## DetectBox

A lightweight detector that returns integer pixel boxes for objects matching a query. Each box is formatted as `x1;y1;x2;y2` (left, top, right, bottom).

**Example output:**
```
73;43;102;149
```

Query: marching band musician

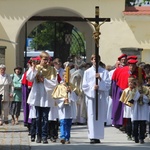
70;55;87;125
26;51;57;144
52;66;80;144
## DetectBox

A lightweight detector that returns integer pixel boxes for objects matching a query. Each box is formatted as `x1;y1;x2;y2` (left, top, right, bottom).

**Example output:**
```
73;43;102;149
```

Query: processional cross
87;6;111;120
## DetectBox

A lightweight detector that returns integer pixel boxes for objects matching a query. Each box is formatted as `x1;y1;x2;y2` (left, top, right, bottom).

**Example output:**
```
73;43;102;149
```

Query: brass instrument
64;66;70;104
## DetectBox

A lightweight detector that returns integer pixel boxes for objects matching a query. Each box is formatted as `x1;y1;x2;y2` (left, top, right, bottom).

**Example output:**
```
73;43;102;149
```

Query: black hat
14;66;22;72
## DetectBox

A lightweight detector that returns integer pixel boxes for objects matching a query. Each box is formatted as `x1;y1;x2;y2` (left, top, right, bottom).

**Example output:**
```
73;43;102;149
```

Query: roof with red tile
123;6;150;15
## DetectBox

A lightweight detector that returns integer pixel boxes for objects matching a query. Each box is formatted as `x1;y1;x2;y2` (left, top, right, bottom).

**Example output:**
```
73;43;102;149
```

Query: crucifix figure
87;6;111;120
91;19;107;47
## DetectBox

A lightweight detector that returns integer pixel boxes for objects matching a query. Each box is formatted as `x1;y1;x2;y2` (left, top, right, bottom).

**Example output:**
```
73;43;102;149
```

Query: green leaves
28;22;85;56
125;0;150;6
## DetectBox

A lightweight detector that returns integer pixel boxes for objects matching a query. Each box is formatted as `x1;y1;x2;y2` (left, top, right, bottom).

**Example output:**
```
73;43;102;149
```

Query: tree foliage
28;21;85;56
29;22;59;50
126;0;150;6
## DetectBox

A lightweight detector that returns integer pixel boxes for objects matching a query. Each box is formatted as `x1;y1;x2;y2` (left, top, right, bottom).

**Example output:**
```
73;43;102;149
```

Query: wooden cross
88;6;111;120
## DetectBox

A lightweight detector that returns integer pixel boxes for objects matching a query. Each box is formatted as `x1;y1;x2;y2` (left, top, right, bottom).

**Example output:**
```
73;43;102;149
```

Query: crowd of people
0;51;150;145
110;54;150;144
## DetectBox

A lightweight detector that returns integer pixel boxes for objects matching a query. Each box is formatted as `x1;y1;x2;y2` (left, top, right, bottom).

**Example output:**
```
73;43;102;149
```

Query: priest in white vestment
82;54;111;144
72;56;86;125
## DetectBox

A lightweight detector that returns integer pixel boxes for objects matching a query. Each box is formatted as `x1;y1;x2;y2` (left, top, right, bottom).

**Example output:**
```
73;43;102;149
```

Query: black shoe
31;137;35;142
77;122;85;125
47;135;50;139
4;121;9;124
28;133;31;136
54;136;58;139
127;136;132;140
90;139;95;144
95;139;101;143
36;136;41;143
119;126;125;132
90;139;100;144
131;137;135;141
50;137;56;142
139;139;144;144
31;135;35;142
43;138;48;144
135;138;139;143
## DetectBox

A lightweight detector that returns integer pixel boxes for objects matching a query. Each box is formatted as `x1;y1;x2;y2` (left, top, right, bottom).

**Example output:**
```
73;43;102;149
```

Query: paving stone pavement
0;111;30;150
0;111;150;150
